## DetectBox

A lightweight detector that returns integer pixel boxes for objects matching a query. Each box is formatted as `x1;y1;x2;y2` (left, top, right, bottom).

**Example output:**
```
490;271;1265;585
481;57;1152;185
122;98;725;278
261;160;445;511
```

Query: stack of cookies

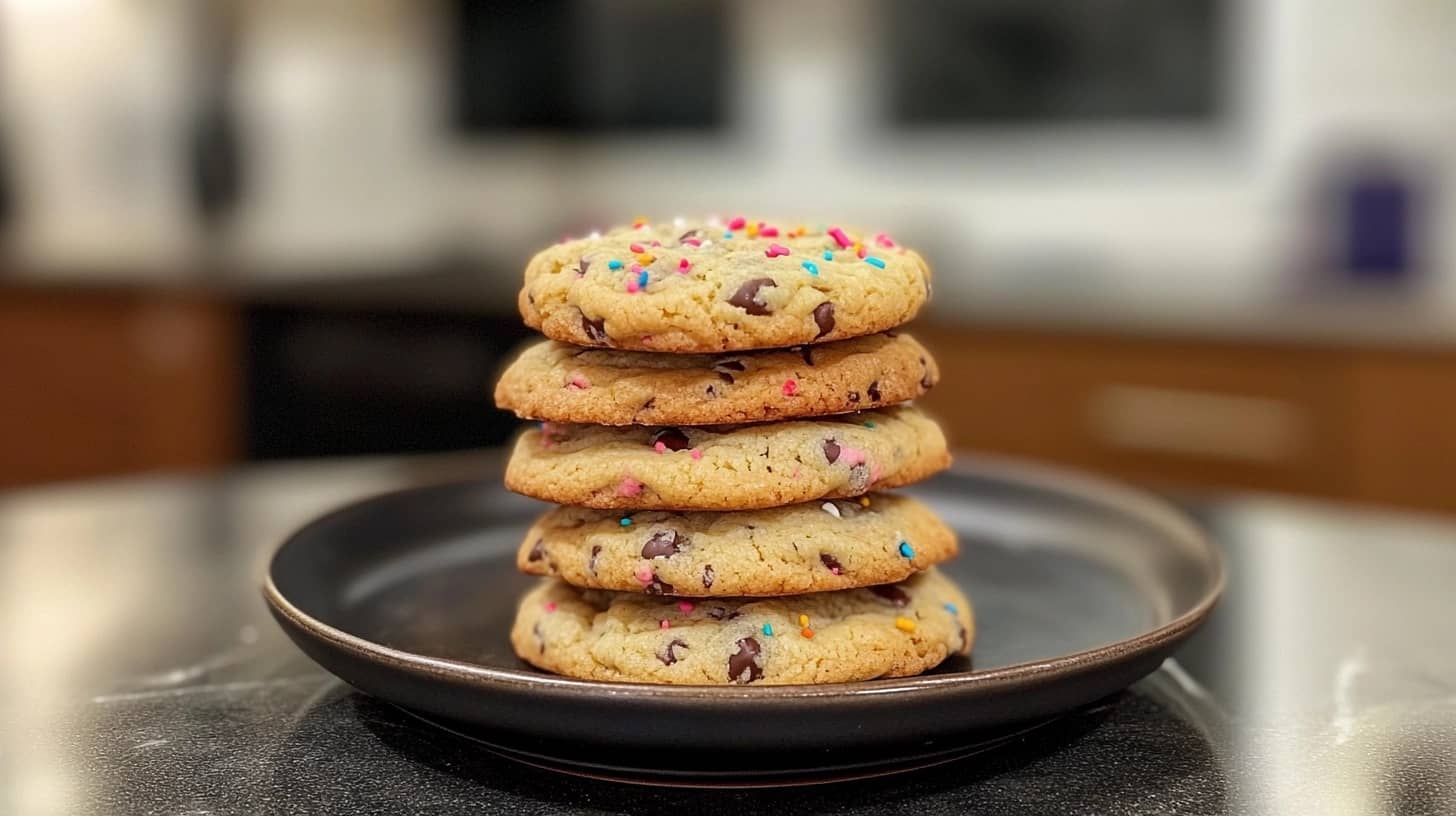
496;217;973;685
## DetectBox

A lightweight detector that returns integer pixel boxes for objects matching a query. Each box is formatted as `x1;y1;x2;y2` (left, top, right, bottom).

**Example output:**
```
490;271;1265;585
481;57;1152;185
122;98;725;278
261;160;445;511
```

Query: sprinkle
567;374;590;390
607;259;623;270
678;601;695;614
766;243;790;258
746;222;759;238
673;216;686;228
802;261;819;276
637;269;650;289
823;251;833;260
760;225;780;237
637;253;656;265
700;240;714;248
650;240;661;247
801;628;815;639
859;497;871;507
863;421;876;428
632;216;649;228
678;258;692;273
723;231;734;239
620;517;633;527
634;563;653;582
763;623;774;636
625;278;640;293
853;242;864;258
895;616;916;633
690;448;703;460
653;441;667;453
782;379;798;396
827;226;853;248
629;242;645;253
588;230;602;239
660;619;671;630
875;232;896;248
822;502;841;518
865;256;886;269
728;216;747;230
617;477;644;497
799;614;810;628
545;601;557;613
898;541;915;558
943;603;959;614
682;238;703;247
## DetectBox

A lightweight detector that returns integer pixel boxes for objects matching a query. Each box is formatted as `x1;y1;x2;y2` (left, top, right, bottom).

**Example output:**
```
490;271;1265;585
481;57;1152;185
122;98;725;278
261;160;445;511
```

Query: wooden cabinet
0;287;240;488
1348;351;1456;513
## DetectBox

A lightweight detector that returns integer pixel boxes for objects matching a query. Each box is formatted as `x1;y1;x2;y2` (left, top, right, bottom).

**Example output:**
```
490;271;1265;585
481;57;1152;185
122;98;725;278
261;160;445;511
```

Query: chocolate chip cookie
517;493;956;596
519;218;932;352
504;406;950;511
511;567;973;684
494;332;938;426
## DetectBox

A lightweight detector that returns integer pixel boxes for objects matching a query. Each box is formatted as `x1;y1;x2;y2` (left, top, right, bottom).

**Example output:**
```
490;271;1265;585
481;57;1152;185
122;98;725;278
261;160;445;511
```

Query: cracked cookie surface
517;493;956;596
511;567;973;684
519;218;932;352
504;406;950;511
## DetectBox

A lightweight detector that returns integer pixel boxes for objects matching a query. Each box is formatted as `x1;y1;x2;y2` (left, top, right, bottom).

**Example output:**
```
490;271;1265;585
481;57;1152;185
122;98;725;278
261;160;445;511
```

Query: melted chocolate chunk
812;302;836;339
728;637;764;683
578;257;591;276
823;438;841;464
677;229;703;243
702;564;715;588
868;584;911;606
527;538;545;562
641;530;682;559
799;345;815;366
645;578;675;595
588;544;601;575
714;360;745;385
651;428;691;451
706;605;729;620
581;314;607;344
868;380;882;402
728;278;777;315
658;638;689;666
820;553;844;573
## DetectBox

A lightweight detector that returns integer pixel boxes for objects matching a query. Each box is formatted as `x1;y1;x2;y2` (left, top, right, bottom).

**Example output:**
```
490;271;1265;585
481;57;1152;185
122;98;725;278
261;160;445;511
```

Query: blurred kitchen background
2;0;1455;513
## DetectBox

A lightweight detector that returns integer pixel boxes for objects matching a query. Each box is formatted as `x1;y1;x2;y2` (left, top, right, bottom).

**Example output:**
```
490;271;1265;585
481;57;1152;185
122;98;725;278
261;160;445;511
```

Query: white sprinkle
673;216;686;228
701;240;714;248
589;230;601;239
822;502;841;518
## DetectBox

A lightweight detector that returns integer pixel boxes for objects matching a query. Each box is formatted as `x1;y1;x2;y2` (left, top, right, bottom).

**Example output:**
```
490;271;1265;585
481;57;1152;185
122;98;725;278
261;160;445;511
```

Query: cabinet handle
1088;385;1306;464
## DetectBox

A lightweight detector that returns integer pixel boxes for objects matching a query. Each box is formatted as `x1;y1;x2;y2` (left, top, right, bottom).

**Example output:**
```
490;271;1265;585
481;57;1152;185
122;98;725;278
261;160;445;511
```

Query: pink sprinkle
567;374;591;390
660;619;671;630
630;263;643;274
654;441;668;454
829;566;841;575
629;242;645;253
840;446;868;467
625;279;640;293
634;564;654;584
678;258;692;273
875;232;896;248
759;225;780;237
782;379;798;396
681;238;702;247
827;226;853;249
690;448;703;460
641;335;654;345
651;240;662;247
545;601;558;613
856;245;867;259
617;477;644;497
677;601;695;614
728;216;747;230
766;243;790;258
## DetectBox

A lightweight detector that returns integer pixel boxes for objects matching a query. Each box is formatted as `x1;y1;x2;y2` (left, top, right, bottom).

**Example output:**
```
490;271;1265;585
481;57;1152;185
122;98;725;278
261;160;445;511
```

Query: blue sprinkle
822;251;833;261
723;231;734;239
619;517;632;527
863;421;876;429
762;623;774;636
637;269;649;288
607;259;623;270
802;261;819;276
943;603;958;614
865;256;886;269
898;541;915;558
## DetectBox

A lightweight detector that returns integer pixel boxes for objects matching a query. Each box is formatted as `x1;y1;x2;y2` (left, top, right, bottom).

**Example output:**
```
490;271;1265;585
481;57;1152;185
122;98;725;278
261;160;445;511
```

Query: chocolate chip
868;584;911;606
705;384;719;399
651;428;691;451
588;545;601;575
581;314;607;344
868;380;882;402
823;438;841;464
702;564;715;588
527;293;535;306
920;357;933;389
641;397;656;410
799;345;815;366
578;257;591;276
885;329;899;338
848;391;861;403
812;302;836;338
641;530;682;558
527;538;545;562
728;278;777;315
728;637;764;683
714;360;745;385
820;553;844;573
532;621;545;654
658;638;689;666
716;371;734;384
678;229;702;243
645;578;675;595
706;605;729;620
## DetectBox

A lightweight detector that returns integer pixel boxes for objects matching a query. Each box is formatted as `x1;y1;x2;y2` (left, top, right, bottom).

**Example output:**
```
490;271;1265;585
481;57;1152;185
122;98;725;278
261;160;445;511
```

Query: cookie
520;218;932;352
518;493;956;596
511;568;973;685
504;406;950;511
494;332;939;427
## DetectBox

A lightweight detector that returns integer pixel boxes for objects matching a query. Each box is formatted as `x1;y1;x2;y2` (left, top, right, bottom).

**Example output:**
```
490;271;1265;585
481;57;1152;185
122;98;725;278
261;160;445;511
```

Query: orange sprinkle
798;613;809;627
632;216;649;228
894;616;916;633
859;497;871;507
800;628;815;639
746;222;760;238
637;253;656;265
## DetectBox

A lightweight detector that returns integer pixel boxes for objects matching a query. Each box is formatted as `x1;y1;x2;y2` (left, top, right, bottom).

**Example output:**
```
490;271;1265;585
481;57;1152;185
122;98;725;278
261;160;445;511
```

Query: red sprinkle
660;619;671;630
782;379;798;396
545;601;558;613
827;226;853;248
856;245;867;259
681;238;702;247
760;225;780;237
678;258;692;273
766;243;790;258
875;232;896;248
629;242;645;253
728;216;747;230
677;601;695;614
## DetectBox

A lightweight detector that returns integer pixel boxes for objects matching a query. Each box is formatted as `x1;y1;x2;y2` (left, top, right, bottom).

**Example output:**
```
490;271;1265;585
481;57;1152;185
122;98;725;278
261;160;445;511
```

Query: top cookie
519;218;933;352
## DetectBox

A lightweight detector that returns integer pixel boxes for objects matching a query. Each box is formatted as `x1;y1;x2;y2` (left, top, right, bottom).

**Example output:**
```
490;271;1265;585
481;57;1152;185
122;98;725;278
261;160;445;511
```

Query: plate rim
263;452;1226;701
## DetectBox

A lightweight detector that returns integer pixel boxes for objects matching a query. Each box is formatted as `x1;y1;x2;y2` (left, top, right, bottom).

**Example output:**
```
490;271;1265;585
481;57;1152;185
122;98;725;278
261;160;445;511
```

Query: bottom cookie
511;568;973;685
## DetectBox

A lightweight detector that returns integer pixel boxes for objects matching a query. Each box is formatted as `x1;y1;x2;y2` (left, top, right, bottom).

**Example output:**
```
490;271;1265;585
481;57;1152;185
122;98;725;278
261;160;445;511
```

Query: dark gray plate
265;456;1223;782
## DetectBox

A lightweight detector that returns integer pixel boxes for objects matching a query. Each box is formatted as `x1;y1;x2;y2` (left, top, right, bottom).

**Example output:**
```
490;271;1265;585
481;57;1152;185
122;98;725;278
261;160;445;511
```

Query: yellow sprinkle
746;222;760;238
859;497;871;507
637;253;656;265
800;627;815;639
895;616;916;633
798;613;809;628
853;242;862;255
793;224;806;236
632;216;648;227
